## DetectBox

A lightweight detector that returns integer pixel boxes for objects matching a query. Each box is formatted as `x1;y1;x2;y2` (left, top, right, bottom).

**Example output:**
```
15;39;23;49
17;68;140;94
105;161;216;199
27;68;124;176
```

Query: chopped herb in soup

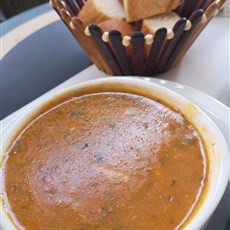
2;92;207;230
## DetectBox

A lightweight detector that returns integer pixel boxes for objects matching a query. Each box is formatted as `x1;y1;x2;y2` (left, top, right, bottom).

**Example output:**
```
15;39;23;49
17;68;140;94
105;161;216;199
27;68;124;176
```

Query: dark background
1;0;49;22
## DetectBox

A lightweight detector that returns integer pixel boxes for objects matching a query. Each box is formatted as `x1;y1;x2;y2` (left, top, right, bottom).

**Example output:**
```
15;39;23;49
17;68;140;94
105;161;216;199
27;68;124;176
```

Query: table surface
1;3;230;230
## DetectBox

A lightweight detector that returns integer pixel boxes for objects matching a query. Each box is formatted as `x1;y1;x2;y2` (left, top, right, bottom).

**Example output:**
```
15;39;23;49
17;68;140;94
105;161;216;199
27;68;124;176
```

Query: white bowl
1;77;229;230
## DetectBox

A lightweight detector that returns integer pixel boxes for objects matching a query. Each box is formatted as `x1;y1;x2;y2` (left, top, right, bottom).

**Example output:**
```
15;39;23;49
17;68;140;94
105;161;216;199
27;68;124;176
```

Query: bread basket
50;0;226;76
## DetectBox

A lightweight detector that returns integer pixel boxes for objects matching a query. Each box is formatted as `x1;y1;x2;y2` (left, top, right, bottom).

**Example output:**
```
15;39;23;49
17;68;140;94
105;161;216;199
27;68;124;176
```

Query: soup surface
2;92;206;230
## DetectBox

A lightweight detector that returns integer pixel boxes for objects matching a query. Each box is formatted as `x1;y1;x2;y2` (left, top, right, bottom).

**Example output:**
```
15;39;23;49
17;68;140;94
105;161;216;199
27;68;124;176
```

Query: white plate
2;73;230;146
1;72;229;230
145;77;230;230
145;77;230;150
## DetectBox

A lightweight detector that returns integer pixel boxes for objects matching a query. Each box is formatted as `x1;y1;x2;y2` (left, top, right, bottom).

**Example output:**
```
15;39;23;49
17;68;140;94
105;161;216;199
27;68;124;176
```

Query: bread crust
78;0;125;25
123;0;181;22
142;12;180;34
99;19;134;36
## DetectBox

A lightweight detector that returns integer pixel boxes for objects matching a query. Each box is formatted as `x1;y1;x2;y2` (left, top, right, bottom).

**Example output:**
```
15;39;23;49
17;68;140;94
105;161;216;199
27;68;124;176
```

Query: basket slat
71;17;111;73
155;18;187;75
131;32;145;76
166;9;204;70
172;2;219;68
75;0;86;9
179;0;197;18
109;30;132;75
195;0;209;10
144;28;167;76
64;0;80;15
202;0;215;11
89;24;122;76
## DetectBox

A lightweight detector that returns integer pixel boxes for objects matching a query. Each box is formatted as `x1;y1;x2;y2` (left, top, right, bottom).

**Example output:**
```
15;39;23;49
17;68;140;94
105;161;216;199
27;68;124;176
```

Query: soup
2;92;207;230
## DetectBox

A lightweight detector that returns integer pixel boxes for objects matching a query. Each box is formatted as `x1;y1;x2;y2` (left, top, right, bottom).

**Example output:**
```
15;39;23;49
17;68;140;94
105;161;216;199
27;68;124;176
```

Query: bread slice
123;0;181;22
99;19;134;36
142;12;180;34
78;0;125;25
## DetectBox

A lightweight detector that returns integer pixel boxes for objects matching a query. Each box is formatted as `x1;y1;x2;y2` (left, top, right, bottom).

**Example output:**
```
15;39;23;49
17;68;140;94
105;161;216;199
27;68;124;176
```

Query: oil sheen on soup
2;92;207;230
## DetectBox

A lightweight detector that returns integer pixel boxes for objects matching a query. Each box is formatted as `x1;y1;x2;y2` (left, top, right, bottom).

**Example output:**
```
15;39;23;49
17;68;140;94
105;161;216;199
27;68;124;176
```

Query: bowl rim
1;76;229;230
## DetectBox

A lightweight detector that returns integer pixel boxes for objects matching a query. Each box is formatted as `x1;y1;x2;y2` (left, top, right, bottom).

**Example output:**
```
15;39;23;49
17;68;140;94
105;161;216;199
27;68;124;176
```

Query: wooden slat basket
50;0;226;76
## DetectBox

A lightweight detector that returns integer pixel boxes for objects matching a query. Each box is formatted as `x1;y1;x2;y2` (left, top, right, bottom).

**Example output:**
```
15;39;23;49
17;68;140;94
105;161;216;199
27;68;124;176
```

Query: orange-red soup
2;92;207;230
